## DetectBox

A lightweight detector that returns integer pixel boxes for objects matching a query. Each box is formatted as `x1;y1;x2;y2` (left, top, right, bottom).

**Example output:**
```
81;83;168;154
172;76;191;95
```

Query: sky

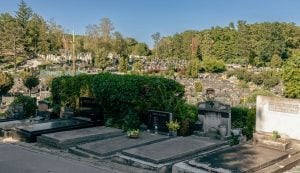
1;0;300;47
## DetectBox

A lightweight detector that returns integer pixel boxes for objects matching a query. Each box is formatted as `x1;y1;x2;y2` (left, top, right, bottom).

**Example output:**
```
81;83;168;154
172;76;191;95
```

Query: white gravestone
256;96;300;140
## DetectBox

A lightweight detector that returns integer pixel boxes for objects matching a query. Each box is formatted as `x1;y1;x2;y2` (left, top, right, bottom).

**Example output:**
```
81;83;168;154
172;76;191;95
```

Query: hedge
51;73;197;131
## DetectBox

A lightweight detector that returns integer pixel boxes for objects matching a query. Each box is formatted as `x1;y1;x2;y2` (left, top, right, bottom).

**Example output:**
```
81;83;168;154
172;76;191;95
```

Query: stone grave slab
74;132;168;157
121;136;219;164
37;126;123;149
13;119;97;142
191;144;288;172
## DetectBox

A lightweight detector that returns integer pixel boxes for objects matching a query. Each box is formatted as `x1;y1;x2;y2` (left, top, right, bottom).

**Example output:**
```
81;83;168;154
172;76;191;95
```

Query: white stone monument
256;96;300;140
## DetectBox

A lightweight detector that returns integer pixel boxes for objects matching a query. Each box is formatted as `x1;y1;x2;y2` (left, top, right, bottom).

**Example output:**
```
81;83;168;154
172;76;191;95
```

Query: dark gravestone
79;97;104;124
147;110;172;133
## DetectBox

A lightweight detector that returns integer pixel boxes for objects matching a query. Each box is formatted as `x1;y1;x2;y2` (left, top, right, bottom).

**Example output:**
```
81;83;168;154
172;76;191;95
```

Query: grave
173;96;300;173
37;126;123;149
255;96;300;141
113;136;227;172
173;144;289;173
79;97;104;124
196;100;231;139
71;132;168;158
145;110;172;133
12;118;98;142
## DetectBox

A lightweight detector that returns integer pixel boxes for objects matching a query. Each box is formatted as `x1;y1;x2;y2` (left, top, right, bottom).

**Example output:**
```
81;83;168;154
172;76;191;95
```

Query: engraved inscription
269;102;299;114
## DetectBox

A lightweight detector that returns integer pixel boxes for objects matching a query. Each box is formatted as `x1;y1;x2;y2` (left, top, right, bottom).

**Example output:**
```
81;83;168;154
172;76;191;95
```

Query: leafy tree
118;55;129;72
152;32;161;57
94;48;110;71
186;58;201;78
0;72;14;103
202;57;226;73
100;17;114;42
132;43;150;56
270;54;283;68
283;53;300;98
11;95;37;119
132;61;143;72
23;75;39;96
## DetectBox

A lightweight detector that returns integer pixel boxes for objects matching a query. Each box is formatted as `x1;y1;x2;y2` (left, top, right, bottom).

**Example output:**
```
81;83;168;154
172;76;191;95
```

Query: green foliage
272;131;281;140
11;95;37;119
51;73;189;130
245;89;275;103
23;74;39;95
194;81;202;92
166;120;180;131
0;71;14;96
127;129;140;138
118;55;129;72
231;107;255;140
270;54;283;68
283;53;300;98
186;58;201;78
202;57;226;73
230;132;239;146
94;48;111;71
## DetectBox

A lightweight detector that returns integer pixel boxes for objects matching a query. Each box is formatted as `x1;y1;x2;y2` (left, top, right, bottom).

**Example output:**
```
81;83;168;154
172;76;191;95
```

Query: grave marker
147;110;172;133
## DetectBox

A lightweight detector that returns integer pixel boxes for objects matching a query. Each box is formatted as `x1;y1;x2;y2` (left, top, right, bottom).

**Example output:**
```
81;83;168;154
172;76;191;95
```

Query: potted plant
127;129;140;138
166;120;180;137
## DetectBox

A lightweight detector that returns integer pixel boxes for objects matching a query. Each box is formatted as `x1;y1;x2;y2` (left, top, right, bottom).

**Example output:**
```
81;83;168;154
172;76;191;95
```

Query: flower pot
170;131;177;137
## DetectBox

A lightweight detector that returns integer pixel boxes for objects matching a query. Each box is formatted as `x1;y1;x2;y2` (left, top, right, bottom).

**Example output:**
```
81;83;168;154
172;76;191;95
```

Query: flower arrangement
166;120;180;131
127;129;140;138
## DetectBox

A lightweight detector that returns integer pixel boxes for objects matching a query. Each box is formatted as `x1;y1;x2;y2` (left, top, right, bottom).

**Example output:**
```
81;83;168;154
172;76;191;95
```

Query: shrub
194;81;202;92
51;73;187;130
231;107;255;140
11;95;37;119
203;58;226;73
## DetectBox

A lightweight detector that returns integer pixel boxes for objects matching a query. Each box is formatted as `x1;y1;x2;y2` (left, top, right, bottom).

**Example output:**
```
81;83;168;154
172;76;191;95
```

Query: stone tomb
37;126;123;149
146;110;172;133
113;136;227;172
13;118;97;142
173;144;289;173
71;132;168;158
256;96;300;140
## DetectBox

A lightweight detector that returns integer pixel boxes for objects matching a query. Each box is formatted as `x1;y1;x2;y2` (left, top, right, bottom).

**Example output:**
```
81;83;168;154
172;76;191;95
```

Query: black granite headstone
147;110;172;133
79;97;104;124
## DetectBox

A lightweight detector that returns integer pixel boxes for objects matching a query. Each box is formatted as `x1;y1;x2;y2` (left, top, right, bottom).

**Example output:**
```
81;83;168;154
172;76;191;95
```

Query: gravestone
146;110;172;133
197;100;231;137
256;96;300;140
79;97;104;124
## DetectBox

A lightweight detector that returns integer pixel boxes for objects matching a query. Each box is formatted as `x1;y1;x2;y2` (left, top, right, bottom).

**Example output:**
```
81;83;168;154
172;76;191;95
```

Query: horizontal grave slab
37;126;123;149
121;136;221;164
75;132;168;157
12;118;98;142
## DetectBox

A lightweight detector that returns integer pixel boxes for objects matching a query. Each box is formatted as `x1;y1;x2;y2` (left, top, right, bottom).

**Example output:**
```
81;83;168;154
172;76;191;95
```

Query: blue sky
1;0;300;46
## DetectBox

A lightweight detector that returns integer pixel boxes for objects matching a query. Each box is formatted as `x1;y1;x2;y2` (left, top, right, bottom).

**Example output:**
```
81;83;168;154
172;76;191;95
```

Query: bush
194;82;202;92
231;107;255;140
11;95;37;119
51;73;190;130
203;58;226;73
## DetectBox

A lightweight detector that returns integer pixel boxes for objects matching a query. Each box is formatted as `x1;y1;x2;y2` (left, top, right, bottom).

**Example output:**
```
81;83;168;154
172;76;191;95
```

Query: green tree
118;55;129;72
11;95;37;118
23;75;39;96
0;72;14;103
186;58;201;78
270;54;283;68
203;57;226;73
94;48;111;71
283;53;300;98
132;61;143;72
152;32;161;58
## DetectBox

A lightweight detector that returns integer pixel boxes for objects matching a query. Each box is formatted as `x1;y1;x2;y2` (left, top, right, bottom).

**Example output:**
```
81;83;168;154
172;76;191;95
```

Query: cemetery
0;73;300;172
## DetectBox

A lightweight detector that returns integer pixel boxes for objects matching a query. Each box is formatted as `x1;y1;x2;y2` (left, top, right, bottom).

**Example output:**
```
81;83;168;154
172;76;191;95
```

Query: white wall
256;96;300;140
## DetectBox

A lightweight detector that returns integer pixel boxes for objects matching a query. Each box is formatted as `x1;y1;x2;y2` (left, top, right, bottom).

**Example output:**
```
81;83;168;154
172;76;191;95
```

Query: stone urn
170;131;177;137
219;125;227;138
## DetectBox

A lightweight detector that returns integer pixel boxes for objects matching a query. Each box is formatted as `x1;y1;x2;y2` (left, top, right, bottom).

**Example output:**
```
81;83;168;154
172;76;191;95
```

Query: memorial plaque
79;97;104;124
147;110;172;133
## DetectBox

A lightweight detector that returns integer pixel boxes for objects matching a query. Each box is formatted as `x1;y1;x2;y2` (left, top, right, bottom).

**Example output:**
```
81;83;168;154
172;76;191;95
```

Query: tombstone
146;110;172;133
197;100;231;138
254;96;300;151
79;97;104;124
37;100;50;119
